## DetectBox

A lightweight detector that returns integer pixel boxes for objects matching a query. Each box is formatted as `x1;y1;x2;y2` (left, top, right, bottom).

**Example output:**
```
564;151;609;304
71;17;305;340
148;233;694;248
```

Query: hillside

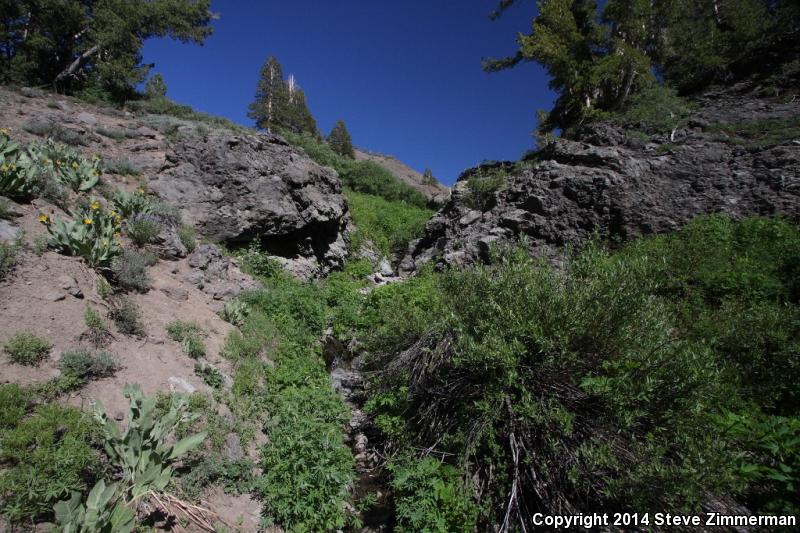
354;148;450;205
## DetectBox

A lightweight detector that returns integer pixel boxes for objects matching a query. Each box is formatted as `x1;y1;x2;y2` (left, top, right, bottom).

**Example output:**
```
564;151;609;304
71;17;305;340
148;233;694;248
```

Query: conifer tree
0;0;213;100
422;168;437;185
248;56;289;132
328;120;355;158
144;73;168;98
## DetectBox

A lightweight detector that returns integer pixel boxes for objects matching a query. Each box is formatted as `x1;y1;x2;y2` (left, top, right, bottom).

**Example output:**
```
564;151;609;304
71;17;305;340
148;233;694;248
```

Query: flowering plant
40;198;121;267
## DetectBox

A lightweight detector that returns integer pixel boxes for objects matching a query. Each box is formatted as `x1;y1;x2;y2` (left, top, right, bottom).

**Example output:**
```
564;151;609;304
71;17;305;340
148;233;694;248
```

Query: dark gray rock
402;83;800;272
151;131;349;276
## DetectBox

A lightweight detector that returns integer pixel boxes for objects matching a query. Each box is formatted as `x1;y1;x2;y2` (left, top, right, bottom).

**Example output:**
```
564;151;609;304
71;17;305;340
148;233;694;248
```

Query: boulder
402;82;800;273
151;131;350;276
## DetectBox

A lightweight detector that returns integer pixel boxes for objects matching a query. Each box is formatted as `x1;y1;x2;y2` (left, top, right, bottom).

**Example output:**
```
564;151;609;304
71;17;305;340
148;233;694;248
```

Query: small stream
324;334;393;531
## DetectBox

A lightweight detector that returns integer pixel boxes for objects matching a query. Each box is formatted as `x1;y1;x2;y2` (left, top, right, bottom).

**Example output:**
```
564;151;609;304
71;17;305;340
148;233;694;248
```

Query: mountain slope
354;148;449;204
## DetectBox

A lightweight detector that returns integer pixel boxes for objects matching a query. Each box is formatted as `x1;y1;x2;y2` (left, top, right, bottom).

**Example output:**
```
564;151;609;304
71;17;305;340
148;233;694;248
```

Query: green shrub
178;224;196;252
3;332;51;365
618;84;690;135
102;157;141;176
280;130;428;207
167;320;206;358
22;120;88;146
26;139;100;191
194;362;225;389
346;189;433;256
390;457;478;533
179;456;255;501
111;188;151;218
218;298;250;327
0;404;101;523
236;242;283;279
95;126;127;141
0;383;33;431
0;130;37;198
125;213;162;246
463;169;506;211
108;296;144;336
111;248;155;292
58;350;119;381
0;239;20;280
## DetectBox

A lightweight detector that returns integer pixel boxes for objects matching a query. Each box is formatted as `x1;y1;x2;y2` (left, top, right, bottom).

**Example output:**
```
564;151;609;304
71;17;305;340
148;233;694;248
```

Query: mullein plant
25;139;101;193
39;198;123;267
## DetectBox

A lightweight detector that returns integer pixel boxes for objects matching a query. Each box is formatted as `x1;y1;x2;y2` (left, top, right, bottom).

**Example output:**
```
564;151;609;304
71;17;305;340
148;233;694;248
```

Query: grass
345;189;433;257
0;239;20;280
21;120;88;146
3;332;51;366
706;116;800;148
167;320;206;359
102;157;141;176
58;350;119;383
178;224;197;252
108;295;144;336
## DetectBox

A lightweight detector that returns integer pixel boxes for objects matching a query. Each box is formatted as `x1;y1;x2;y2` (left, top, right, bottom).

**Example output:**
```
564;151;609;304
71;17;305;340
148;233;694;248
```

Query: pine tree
144;73;168;98
422;168;437;185
248;56;289;132
286;87;318;137
328;120;354;158
0;0;213;100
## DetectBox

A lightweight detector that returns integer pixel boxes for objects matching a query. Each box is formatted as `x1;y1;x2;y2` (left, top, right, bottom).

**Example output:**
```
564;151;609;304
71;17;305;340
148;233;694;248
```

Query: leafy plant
219;298;250;327
167;320;206;358
0;383;33;430
59;350;120;382
111;248;155;292
25;139;100;191
125;213;161;246
108;296;144;336
390;457;478;533
0;238;20;280
3;332;51;365
92;383;207;502
102;157;140;176
41;199;122;267
463;169;506;211
346;189;433;256
54;479;135;533
111;188;151;219
22;121;88;147
0;129;36;198
194;362;225;389
178;224;196;252
0;404;101;523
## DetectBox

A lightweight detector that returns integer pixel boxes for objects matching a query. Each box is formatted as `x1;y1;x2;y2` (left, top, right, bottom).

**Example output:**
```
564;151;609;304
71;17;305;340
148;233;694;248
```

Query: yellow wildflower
38;213;51;225
83;218;93;225
90;201;101;211
137;187;145;195
0;164;7;172
0;128;8;136
72;162;79;169
102;239;109;247
114;232;121;238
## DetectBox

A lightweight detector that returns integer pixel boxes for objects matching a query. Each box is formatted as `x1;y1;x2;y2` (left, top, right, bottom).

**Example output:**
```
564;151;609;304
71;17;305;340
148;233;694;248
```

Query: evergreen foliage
0;1;213;101
248;56;318;135
328;120;355;158
487;0;800;133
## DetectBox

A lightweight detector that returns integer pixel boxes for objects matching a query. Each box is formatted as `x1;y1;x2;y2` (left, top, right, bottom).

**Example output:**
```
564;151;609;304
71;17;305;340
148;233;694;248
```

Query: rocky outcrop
401;82;800;272
152;131;350;276
354;148;450;204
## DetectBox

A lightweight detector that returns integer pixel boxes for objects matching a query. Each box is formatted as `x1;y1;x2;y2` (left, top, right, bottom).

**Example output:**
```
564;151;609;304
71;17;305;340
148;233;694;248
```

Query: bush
108;296;144;336
618;84;690;135
125;213;162;246
178;224;196;252
390;457;478;533
102;157;141;176
1;130;37;199
194;363;225;389
111;188;151;218
463;169;506;211
0;404;101;523
3;332;51;365
167;320;206;358
0;383;33;431
58;350;119;381
22;120;88;146
111;248;155;292
346;189;433;257
41;199;121;267
0;239;20;280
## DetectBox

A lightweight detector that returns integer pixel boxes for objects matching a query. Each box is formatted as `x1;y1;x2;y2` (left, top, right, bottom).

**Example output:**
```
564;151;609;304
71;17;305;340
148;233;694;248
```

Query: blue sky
142;1;553;185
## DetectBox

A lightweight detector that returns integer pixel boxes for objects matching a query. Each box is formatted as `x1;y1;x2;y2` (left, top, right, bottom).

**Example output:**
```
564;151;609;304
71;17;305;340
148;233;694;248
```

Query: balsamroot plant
25;139;101;192
40;199;122;267
111;188;152;219
0;129;37;198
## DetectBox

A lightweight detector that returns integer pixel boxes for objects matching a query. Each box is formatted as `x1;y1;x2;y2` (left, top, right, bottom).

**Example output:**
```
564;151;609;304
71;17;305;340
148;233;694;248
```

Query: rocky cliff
401;82;800;272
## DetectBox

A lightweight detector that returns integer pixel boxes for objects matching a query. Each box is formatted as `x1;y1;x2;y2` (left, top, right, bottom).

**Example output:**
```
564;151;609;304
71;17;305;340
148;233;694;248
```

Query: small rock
161;286;189;301
168;376;196;394
45;291;66;302
113;411;125;421
0;196;24;218
135;126;159;138
57;275;83;298
378;258;393;277
76;112;97;126
0;219;18;242
222;433;244;460
459;210;482;226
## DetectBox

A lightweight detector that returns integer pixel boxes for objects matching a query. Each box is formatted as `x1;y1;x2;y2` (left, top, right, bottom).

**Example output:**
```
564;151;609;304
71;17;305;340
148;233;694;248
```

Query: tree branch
54;44;99;84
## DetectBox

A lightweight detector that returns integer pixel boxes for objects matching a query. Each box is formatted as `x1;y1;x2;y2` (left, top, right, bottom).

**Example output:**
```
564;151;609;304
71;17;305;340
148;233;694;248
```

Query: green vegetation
108;296;144;336
194;363;225;390
111;248;156;293
41;199;121;267
125;214;162;246
464;168;507;211
486;0;800;133
3;332;51;365
167;320;207;359
328;119;355;158
346;189;433;257
362;215;800;525
219;298;250;327
58;350;119;383
248;55;318;135
0;238;20;280
1;0;213;102
102;157;141;176
707;116;800;149
178;224;197;252
0;397;102;523
281;129;429;208
22;120;88;146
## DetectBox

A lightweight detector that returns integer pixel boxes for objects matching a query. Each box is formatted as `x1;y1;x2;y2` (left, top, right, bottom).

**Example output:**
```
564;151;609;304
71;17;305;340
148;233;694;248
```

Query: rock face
354;148;450;204
401;83;800;272
152;131;350;276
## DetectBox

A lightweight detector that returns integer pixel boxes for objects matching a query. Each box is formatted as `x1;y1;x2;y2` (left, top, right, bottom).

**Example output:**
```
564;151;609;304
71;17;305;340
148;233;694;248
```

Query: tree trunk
54;44;99;85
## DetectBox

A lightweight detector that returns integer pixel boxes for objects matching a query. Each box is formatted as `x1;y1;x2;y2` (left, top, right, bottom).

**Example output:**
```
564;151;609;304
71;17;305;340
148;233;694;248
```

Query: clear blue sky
142;1;553;185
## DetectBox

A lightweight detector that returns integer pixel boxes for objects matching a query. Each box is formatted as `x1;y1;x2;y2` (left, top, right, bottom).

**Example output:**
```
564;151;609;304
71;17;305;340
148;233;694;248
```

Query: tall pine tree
248;56;317;136
328;120;354;158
